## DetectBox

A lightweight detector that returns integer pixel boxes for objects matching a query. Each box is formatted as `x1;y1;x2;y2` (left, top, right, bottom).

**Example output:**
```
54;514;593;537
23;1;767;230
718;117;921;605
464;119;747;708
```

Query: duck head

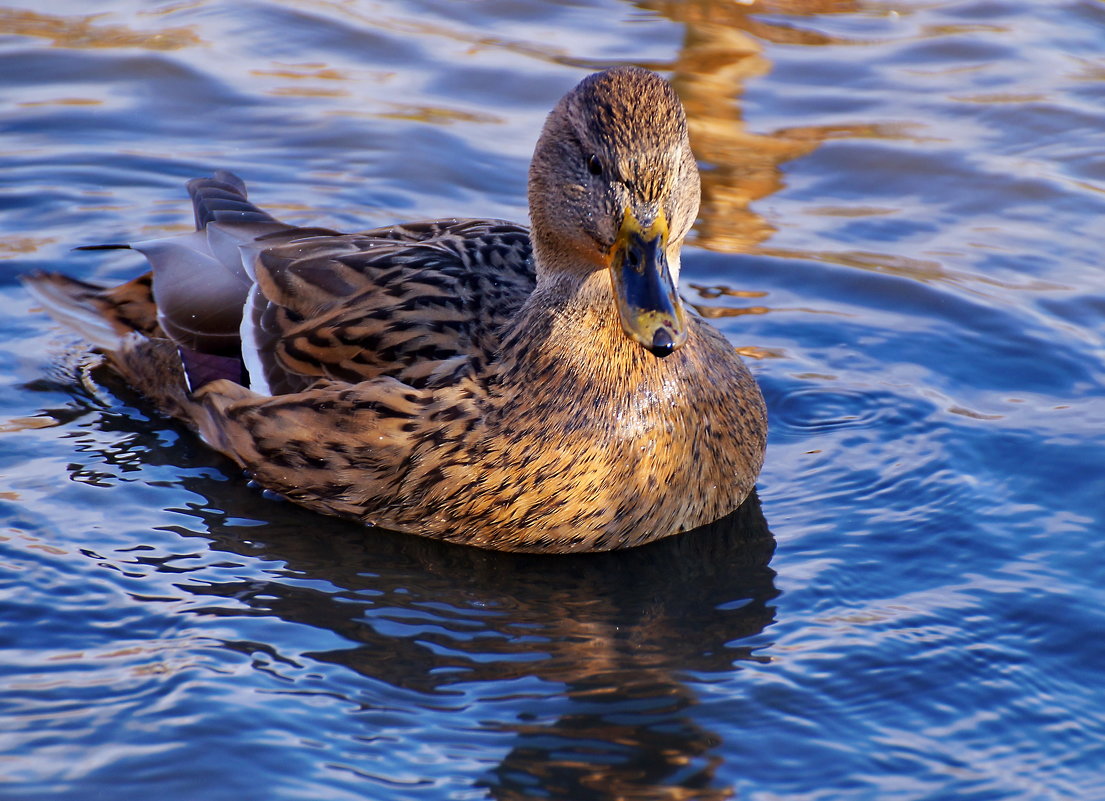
528;67;701;358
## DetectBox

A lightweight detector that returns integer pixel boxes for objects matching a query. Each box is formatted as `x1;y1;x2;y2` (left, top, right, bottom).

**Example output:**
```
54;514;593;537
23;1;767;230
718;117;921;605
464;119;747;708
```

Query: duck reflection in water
183;469;775;801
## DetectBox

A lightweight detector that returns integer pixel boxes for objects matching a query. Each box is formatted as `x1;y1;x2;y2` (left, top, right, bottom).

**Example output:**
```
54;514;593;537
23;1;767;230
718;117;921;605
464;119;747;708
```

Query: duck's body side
23;67;767;553
196;270;762;553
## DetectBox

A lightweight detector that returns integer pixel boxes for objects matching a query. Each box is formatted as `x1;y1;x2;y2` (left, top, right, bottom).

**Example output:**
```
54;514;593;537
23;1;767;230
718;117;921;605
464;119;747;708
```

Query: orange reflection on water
644;0;862;253
0;8;199;51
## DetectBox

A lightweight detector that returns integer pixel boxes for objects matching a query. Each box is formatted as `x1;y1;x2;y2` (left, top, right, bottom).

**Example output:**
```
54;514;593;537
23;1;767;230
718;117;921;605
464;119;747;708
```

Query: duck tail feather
73;243;133;252
186;171;283;230
21;271;131;351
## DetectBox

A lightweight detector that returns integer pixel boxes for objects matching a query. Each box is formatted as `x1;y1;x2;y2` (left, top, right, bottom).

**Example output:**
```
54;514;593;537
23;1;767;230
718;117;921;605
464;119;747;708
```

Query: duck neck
497;267;670;390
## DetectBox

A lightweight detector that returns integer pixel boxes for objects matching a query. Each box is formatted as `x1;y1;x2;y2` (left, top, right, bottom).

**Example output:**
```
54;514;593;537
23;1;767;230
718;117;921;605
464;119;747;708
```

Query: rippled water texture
2;2;1104;799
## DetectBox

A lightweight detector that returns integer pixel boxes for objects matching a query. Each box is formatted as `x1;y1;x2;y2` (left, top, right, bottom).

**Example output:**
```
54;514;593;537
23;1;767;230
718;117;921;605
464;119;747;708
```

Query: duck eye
586;154;603;176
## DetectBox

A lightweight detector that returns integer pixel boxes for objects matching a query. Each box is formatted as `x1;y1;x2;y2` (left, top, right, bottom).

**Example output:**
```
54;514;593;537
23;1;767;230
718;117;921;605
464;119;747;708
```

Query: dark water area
2;1;1104;799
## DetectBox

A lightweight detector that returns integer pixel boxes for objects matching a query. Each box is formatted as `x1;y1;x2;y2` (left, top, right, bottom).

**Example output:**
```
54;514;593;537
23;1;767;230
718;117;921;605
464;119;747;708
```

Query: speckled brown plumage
23;67;766;553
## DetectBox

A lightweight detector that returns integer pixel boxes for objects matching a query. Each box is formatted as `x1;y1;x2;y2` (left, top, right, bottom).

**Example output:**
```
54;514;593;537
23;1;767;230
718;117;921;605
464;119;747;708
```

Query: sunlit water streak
2;1;1104;800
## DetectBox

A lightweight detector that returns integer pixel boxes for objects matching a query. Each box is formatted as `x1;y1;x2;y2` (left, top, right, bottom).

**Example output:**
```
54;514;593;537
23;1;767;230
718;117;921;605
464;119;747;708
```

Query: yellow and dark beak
609;208;687;358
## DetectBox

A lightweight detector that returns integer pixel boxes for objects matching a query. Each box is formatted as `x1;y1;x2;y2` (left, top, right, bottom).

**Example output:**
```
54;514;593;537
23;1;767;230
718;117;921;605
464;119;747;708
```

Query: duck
23;66;767;554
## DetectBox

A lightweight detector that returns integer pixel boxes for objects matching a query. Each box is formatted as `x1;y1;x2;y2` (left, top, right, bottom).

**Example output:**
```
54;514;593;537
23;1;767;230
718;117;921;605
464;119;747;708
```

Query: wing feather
242;219;535;390
29;172;536;399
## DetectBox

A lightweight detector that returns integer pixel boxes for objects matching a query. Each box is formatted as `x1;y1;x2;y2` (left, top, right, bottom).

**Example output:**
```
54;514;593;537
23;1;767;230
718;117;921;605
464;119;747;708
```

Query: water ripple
3;1;1105;800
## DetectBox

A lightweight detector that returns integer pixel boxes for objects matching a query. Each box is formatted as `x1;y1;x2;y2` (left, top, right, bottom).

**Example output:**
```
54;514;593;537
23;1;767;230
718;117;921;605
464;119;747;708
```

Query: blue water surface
1;2;1104;799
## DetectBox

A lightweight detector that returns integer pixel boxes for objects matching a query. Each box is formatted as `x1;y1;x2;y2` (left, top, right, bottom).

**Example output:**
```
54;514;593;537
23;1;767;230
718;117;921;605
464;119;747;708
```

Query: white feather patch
239;281;272;396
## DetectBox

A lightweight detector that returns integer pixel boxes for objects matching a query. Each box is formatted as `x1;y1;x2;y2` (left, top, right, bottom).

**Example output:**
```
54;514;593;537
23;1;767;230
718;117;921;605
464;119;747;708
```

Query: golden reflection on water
0;8;199;50
0;236;57;258
643;1;1061;315
373;102;505;125
0;415;60;433
16;97;102;108
252;63;350;82
757;245;1070;292
645;0;862;254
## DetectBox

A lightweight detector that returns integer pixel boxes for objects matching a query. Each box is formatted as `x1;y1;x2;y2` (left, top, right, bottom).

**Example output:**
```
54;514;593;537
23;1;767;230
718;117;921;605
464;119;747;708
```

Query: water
2;1;1104;799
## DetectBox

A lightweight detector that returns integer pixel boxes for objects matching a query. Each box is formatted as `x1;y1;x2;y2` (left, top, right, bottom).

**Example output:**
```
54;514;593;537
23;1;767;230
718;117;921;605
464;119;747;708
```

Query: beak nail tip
649;328;676;358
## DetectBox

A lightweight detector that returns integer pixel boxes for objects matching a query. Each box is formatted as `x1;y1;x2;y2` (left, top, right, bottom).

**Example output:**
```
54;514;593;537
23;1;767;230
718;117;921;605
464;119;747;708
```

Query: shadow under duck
23;67;767;553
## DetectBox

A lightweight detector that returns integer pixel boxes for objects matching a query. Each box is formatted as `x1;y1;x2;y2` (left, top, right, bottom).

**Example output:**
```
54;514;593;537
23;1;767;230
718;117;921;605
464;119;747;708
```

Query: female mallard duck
24;67;766;553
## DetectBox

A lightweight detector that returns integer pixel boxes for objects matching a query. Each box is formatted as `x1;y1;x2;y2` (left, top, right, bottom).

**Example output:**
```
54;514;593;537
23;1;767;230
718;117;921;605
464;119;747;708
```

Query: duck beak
609;208;688;357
